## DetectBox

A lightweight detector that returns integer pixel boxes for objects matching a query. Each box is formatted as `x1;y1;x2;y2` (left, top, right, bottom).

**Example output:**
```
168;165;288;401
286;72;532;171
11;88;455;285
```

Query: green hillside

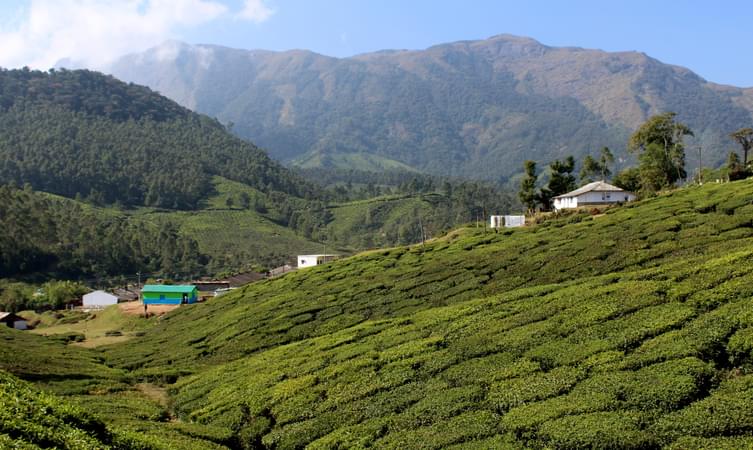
0;68;314;209
84;179;753;448
0;185;205;279
4;176;753;448
0;327;234;449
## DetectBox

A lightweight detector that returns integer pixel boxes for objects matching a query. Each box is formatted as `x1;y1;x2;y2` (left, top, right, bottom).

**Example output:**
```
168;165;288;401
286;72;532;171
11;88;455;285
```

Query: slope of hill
109;36;753;179
0;68;314;209
0;184;206;279
0;327;232;449
92;180;753;447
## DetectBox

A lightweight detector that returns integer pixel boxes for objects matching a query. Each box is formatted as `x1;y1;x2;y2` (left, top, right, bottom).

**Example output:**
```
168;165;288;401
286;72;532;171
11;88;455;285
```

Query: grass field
27;303;167;348
292;151;418;172
5;179;753;448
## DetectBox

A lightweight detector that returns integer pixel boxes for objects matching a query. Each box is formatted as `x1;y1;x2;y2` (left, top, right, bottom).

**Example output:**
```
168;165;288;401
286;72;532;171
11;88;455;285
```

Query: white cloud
236;0;274;24
0;0;229;70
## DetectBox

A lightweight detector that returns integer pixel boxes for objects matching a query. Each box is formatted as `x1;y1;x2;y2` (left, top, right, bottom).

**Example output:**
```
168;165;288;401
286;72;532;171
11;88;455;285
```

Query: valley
3;179;753;448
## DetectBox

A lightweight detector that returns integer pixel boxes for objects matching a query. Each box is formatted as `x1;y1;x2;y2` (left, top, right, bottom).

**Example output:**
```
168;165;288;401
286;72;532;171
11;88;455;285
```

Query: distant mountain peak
108;34;753;179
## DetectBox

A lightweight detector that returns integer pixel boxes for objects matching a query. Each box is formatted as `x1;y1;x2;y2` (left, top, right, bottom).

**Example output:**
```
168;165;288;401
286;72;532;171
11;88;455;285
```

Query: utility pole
418;213;425;246
697;145;703;185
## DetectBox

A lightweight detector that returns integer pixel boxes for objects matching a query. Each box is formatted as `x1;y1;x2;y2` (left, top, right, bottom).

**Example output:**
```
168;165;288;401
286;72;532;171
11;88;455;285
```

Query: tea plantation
4;179;753;448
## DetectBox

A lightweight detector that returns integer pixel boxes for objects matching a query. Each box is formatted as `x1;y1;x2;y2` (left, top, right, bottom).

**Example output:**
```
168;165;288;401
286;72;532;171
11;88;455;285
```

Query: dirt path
119;301;180;317
136;383;180;422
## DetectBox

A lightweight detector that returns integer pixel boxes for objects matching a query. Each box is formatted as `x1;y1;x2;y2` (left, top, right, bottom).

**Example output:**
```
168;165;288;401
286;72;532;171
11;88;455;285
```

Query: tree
599;146;614;180
580;147;613;184
730;128;753;167
612;167;642;194
579;155;601;184
727;151;748;181
239;192;251;209
519;160;538;214
540;156;576;210
628;112;692;192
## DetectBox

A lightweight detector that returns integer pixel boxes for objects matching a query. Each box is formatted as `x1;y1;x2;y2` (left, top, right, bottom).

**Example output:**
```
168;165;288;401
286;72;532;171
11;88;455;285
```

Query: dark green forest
0;68;314;209
0;184;205;279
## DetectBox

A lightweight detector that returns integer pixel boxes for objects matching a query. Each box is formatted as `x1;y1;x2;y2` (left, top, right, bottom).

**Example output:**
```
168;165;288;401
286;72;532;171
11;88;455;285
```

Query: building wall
143;290;197;305
555;191;635;210
298;256;318;268
13;320;27;330
298;255;339;269
83;292;118;307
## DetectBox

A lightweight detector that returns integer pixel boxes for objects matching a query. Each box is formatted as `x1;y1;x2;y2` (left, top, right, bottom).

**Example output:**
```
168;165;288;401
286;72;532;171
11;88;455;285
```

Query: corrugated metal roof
554;181;628;199
141;285;196;294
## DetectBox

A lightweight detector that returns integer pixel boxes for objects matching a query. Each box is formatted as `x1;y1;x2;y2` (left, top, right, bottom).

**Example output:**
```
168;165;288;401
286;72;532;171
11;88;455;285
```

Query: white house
553;181;636;211
297;254;339;269
490;215;526;228
82;290;119;309
0;312;28;330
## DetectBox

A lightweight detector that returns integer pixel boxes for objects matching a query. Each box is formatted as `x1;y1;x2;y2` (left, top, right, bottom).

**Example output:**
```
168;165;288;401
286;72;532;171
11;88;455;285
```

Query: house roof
83;290;118;299
141;284;196;294
554;181;628;199
0;312;26;322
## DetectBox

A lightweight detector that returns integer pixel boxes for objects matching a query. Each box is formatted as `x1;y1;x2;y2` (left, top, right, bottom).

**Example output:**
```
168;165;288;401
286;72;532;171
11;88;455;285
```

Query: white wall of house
13;320;27;330
297;255;338;269
490;216;503;228
504;215;526;227
82;290;118;308
555;191;635;210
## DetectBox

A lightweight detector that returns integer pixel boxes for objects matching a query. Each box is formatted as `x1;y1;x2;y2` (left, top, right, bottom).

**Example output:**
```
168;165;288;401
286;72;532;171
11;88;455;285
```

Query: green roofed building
141;285;198;305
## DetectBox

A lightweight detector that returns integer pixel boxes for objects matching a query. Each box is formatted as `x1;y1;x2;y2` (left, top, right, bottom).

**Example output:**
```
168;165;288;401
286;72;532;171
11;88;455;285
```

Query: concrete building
141;285;198;305
82;290;118;309
0;312;28;330
297;254;339;269
553;181;636;211
490;215;526;228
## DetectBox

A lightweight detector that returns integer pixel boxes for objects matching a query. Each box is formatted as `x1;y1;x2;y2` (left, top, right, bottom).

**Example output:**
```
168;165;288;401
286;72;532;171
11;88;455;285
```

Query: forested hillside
0;68;518;278
109;36;753;179
0;185;205;279
0;68;313;209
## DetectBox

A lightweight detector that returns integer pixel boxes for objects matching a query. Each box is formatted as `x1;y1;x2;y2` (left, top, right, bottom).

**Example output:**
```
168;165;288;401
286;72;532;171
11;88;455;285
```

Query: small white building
553;181;636;211
297;254;339;269
0;312;28;330
490;215;526;228
82;290;119;309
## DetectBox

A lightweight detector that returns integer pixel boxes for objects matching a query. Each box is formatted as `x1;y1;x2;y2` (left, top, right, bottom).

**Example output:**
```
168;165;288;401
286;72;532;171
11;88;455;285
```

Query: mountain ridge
108;34;753;180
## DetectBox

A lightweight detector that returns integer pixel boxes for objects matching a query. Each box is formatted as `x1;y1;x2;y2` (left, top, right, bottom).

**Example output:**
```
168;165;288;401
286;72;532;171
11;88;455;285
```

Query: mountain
3;179;752;448
109;36;753;180
0;68;515;277
0;67;314;210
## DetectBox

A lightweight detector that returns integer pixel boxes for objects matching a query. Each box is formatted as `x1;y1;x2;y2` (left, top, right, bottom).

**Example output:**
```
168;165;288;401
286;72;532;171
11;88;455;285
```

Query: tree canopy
628;112;692;192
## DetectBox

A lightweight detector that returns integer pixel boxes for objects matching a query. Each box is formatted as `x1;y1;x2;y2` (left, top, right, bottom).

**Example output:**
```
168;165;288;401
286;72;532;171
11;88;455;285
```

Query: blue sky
1;0;752;87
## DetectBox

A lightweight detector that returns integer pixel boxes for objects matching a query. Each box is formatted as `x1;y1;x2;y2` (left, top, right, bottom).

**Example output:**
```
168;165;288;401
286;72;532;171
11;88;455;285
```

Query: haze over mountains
108;34;753;181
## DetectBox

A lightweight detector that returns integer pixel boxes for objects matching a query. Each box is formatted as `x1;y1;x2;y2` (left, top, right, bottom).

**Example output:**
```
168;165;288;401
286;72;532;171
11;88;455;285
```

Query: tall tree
727;151;748;181
579;155;601;184
580;147;614;184
599;146;615;180
628;112;692;192
540;156;576;210
519;160;538;214
730;128;753;166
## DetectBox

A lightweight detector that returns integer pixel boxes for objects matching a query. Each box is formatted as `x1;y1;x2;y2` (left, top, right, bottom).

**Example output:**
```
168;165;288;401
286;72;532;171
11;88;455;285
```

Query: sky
1;0;752;87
